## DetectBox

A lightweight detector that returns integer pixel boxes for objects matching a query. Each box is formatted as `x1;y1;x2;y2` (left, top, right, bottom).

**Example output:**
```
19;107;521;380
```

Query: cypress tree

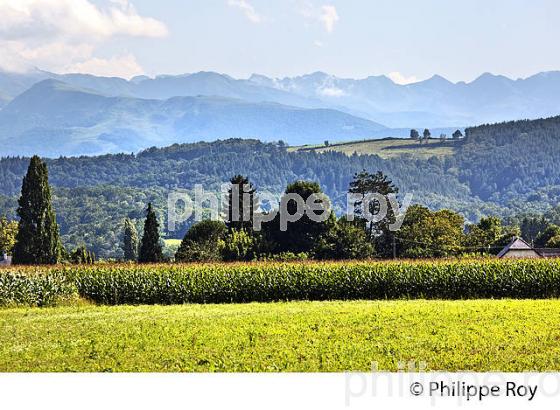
227;175;256;232
13;155;61;265
122;218;139;261
139;203;163;263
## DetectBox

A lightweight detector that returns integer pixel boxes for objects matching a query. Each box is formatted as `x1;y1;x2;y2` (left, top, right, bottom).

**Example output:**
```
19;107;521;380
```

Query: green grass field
2;299;559;372
291;138;457;159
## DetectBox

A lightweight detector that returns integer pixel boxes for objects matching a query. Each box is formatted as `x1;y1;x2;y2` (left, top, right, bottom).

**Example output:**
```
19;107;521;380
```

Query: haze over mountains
2;68;560;156
0;79;386;156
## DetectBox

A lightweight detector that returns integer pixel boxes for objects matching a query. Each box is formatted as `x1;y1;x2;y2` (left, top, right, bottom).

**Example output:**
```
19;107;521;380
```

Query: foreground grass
1;299;559;372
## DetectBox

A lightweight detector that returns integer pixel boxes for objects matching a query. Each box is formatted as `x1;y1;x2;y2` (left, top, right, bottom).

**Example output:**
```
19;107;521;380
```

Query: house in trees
497;237;542;259
498;236;560;258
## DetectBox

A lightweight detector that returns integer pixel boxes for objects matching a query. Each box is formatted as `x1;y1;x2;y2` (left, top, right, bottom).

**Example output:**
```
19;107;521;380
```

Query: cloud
297;2;339;33
319;86;345;97
319;5;338;33
387;71;418;85
0;0;168;77
66;53;144;79
227;0;262;23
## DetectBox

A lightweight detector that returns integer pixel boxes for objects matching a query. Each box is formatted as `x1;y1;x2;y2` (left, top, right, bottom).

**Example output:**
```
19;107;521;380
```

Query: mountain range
0;79;386;156
2;68;560;156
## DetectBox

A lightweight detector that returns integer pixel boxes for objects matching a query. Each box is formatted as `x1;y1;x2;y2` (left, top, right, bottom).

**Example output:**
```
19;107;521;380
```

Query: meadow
3;259;560;372
291;138;457;159
1;299;560;372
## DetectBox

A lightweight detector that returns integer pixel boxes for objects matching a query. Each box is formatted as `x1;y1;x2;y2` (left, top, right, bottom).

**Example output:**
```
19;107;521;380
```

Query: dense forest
2;115;560;258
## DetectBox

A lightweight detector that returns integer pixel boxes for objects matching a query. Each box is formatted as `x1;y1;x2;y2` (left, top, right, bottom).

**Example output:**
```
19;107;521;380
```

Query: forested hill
1;115;560;258
0;138;469;212
459;116;560;203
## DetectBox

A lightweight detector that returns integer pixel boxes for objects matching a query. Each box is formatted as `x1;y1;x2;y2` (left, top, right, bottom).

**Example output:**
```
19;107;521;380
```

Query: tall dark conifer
13;156;61;265
349;170;399;257
122;218;139;261
139;203;163;263
227;175;256;232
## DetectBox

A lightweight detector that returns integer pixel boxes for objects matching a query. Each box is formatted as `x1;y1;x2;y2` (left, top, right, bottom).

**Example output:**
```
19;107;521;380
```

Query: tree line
5;119;560;263
0;155;501;264
4;112;560;259
1;156;165;264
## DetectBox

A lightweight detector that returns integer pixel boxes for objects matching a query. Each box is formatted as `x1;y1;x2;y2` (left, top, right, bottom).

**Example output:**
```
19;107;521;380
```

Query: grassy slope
1;299;559;372
291;138;457;159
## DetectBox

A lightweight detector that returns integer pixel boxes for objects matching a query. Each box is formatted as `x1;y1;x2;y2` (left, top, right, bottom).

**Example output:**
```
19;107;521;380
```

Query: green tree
12;156;61;265
314;217;374;260
0;216;18;255
465;216;504;253
219;229;257;261
71;245;95;264
348;170;398;257
520;216;548;245
175;220;227;262
397;205;465;258
227;175;256;232
139;203;163;263
535;225;560;248
422;128;431;143
452;129;463;139
265;181;331;254
546;235;560;248
410;129;420;140
122;218;139;261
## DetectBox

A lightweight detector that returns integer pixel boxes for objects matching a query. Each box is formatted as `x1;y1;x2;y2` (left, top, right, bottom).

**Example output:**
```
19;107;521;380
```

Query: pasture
291;138;457;159
2;259;560;372
1;299;559;372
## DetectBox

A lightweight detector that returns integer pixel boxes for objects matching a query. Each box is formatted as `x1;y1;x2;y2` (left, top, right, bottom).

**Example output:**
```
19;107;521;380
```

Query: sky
0;0;559;84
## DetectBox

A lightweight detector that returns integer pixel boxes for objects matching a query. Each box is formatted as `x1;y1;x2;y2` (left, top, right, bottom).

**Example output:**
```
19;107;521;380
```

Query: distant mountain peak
472;72;513;83
420;74;454;86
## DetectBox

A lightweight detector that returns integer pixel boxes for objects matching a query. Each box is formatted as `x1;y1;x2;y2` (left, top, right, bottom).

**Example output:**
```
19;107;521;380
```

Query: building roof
497;237;537;258
536;248;560;258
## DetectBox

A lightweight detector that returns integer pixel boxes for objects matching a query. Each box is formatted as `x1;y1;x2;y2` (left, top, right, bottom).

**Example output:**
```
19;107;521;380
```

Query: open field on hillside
291;138;457;159
1;299;559;372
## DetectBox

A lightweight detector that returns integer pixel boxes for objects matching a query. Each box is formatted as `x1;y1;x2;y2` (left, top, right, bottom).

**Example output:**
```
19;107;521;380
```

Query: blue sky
1;0;559;83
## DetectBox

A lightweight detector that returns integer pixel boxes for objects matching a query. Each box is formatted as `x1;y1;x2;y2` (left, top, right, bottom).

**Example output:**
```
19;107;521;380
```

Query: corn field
2;259;560;306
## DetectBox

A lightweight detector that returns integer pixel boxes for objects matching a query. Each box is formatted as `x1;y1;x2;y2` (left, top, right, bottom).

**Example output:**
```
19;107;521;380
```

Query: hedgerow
2;259;560;306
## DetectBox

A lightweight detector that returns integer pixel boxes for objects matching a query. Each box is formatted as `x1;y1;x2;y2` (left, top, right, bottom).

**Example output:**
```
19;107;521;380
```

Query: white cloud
319;5;338;33
319;86;345;97
314;40;324;48
0;0;168;77
297;2;339;33
387;71;418;85
66;53;144;79
227;0;262;23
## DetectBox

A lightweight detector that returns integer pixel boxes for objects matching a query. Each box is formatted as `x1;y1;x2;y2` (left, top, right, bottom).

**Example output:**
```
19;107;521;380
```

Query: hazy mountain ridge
2;69;560;156
249;71;560;127
3;69;560;129
0;79;386;157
